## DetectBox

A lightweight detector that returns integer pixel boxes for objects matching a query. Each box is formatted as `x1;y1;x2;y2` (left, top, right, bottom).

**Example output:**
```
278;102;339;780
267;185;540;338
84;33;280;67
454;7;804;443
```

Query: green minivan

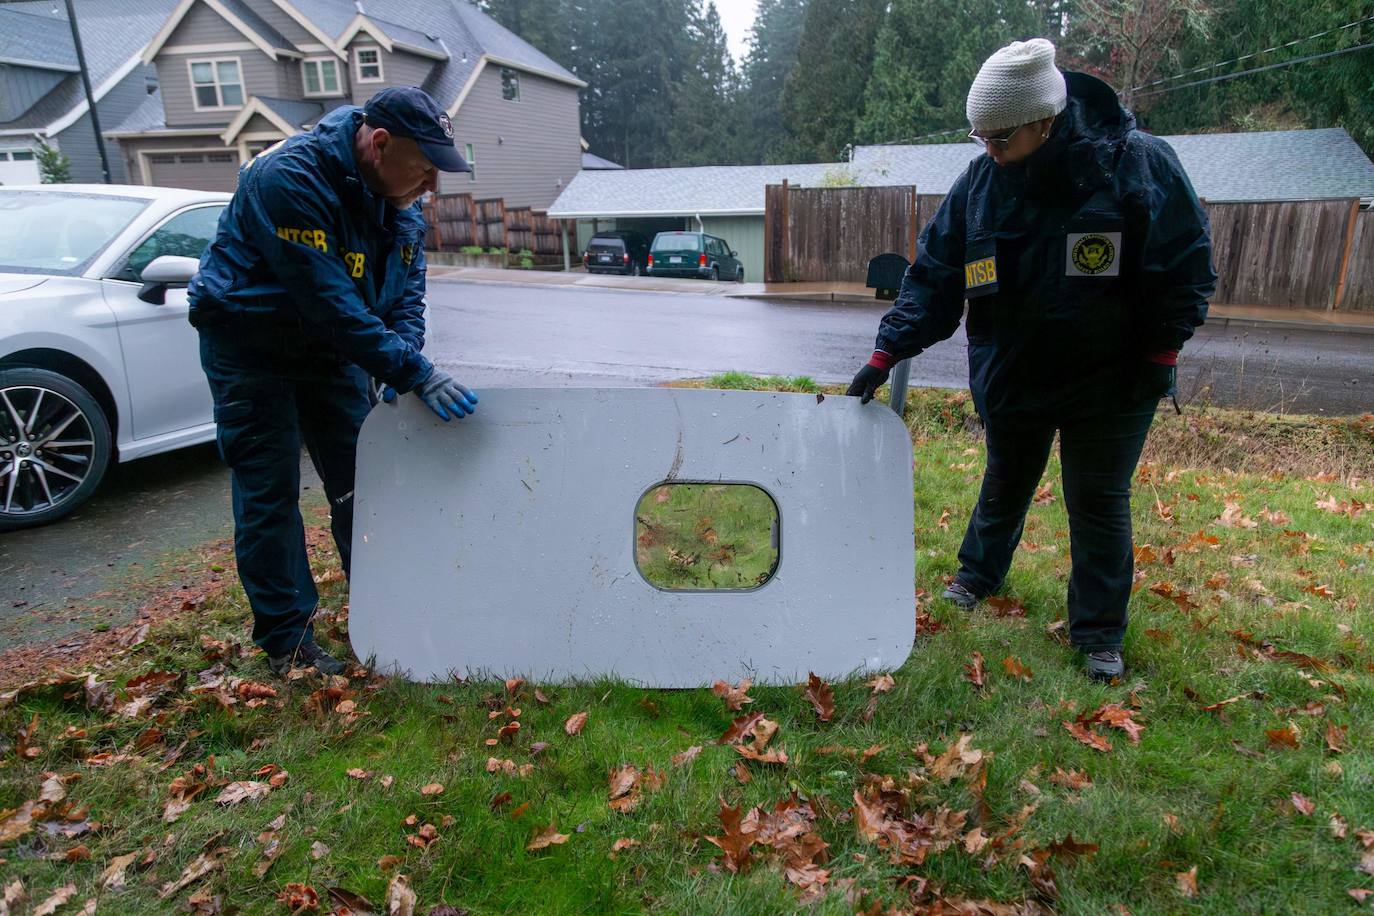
647;231;745;282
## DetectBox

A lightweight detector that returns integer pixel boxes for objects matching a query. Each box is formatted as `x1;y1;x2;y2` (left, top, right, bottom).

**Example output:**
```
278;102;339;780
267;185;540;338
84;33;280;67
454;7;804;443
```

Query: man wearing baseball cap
188;86;475;676
847;40;1215;682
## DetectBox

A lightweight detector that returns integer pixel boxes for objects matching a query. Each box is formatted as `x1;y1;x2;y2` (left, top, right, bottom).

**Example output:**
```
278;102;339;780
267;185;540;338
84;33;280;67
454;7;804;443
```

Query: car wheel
0;368;113;531
736;266;745;283
710;266;720;281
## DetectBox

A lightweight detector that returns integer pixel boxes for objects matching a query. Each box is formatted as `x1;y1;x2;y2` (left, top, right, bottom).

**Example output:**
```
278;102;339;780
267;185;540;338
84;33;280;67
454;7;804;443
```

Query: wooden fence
764;183;1374;311
422;192;569;258
765;183;944;283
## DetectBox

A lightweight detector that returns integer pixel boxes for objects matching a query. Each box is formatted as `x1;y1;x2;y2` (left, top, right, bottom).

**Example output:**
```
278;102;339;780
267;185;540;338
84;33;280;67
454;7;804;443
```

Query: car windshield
0;190;150;275
652;233;700;251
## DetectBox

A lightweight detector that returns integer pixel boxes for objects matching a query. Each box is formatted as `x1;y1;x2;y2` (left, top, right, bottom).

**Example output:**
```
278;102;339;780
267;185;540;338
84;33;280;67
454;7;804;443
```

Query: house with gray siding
100;0;584;207
0;0;175;184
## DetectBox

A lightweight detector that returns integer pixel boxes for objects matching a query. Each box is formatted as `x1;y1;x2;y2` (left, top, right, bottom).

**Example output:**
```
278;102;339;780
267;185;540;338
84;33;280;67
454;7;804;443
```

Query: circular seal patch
1071;234;1115;275
438;112;454;139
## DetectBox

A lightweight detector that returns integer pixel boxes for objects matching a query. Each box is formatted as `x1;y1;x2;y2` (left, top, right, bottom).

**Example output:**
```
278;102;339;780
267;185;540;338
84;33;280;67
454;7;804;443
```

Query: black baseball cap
362;86;470;173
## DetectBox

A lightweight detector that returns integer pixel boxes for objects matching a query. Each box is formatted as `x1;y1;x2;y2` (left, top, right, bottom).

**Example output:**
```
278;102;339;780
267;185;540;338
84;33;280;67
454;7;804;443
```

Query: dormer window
189;58;243;110
303;58;341;97
501;67;520;102
354;46;383;83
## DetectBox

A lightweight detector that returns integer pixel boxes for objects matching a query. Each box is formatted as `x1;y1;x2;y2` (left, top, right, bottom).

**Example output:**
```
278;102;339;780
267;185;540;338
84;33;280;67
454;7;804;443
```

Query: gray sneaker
1085;650;1124;682
268;639;346;677
941;581;979;611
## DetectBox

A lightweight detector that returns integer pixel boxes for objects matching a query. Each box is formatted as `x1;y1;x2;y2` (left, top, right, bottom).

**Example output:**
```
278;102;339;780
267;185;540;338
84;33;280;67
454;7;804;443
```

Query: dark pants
199;330;371;657
954;404;1156;652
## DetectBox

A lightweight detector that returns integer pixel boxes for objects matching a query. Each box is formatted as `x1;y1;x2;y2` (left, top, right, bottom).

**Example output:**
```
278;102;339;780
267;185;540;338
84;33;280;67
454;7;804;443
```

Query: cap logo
438;112;454;139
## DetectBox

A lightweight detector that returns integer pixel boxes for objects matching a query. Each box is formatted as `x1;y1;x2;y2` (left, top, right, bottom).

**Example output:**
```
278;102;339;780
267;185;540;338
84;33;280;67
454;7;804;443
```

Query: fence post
780;179;790;284
562;221;571;271
1334;198;1360;311
907;186;917;264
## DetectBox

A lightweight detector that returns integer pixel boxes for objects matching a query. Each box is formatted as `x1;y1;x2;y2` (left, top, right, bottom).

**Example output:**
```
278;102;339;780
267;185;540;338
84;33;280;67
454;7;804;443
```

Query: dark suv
583;230;650;276
647;231;744;282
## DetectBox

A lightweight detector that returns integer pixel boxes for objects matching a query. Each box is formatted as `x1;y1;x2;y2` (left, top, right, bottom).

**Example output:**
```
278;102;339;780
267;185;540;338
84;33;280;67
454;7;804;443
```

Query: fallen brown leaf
609;838;640;858
1049;768;1092;791
564;711;588;736
1001;656;1033;682
419;783;444;796
803;672;835;722
671;746;702;767
1064;721;1112;753
711;679;754;711
158;847;229;899
215;781;271;807
385;875;417;916
527;823;570;851
275;883;319;913
1175;866;1198;898
963;652;986;688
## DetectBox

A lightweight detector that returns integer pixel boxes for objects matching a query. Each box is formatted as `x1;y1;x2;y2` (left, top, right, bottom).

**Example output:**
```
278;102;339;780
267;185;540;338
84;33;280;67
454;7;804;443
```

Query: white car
1;184;231;530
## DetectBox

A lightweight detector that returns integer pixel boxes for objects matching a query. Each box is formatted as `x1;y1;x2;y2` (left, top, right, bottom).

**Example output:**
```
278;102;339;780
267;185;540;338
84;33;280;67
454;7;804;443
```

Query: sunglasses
968;123;1024;151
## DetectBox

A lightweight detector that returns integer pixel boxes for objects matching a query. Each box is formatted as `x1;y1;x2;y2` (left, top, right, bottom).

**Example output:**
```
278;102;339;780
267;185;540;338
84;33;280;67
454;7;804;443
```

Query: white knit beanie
966;38;1068;133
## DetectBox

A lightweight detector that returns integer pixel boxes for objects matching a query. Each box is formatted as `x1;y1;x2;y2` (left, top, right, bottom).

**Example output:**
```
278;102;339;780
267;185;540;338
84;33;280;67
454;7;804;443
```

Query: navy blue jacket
876;72;1216;422
188;106;433;392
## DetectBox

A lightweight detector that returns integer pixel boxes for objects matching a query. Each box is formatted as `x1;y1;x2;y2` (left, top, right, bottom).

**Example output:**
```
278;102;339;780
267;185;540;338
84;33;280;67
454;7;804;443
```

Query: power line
1130;13;1374;91
1132;40;1374;99
872;126;969;147
869;17;1374;147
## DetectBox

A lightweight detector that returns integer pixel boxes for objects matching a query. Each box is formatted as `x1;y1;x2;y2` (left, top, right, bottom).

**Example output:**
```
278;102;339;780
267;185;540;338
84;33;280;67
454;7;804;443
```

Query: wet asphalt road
2;279;1370;648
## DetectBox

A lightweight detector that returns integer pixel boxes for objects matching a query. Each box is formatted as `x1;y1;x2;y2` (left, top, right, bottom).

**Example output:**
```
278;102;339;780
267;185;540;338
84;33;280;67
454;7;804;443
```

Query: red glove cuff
1146;350;1179;366
868;350;896;370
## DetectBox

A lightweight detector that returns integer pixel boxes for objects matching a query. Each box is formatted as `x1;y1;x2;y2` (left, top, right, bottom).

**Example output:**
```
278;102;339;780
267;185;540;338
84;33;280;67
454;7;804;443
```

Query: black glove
1130;360;1176;404
846;352;895;404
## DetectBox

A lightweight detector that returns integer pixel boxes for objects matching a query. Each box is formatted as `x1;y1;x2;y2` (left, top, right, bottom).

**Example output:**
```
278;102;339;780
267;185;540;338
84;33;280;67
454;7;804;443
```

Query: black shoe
941;581;979;611
1084;650;1124;682
268;639;347;677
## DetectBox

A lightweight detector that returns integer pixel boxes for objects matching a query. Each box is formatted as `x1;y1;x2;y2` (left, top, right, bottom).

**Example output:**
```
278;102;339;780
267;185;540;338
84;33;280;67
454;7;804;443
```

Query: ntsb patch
1066;232;1121;277
964;256;998;289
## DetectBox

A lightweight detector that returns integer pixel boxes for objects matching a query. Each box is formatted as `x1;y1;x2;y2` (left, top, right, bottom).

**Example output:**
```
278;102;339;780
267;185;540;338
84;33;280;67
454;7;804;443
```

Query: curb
427;269;1374;335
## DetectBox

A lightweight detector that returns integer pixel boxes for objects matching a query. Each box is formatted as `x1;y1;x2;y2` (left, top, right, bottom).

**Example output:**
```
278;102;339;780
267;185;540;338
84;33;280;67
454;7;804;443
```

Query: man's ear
371;126;391;157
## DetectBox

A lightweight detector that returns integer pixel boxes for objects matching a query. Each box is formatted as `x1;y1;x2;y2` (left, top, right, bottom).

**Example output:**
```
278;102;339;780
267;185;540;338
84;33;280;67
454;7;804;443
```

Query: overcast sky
716;0;758;62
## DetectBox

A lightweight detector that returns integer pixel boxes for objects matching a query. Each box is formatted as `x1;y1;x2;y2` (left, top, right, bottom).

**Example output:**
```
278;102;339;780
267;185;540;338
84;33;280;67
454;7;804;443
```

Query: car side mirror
137;255;200;305
731;250;738;257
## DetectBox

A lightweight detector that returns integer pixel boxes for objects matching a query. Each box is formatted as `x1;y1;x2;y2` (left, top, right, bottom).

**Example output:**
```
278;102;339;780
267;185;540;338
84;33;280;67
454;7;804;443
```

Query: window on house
11;150;35;161
302;58;341;96
189;58;243;109
465;143;475;182
354;47;383;83
0;153;10;161
500;68;520;102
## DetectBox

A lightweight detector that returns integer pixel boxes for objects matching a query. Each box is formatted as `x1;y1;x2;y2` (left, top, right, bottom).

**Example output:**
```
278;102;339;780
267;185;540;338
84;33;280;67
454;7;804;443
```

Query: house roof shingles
552;128;1374;218
0;0;176;131
257;96;326;129
217;0;295;53
549;162;844;217
0;6;79;70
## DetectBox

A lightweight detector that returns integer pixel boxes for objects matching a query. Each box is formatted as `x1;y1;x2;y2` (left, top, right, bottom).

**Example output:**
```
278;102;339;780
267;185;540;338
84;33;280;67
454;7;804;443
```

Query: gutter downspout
694;213;703;232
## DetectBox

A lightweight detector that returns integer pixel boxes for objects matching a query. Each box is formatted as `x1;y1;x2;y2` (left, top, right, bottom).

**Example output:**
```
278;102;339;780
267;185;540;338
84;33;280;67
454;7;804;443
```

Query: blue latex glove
413;367;478;421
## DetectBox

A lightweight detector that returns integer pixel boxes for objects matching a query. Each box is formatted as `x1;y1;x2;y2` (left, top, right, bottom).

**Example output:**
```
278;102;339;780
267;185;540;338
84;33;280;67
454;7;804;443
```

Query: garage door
146;150;240;191
0;149;41;185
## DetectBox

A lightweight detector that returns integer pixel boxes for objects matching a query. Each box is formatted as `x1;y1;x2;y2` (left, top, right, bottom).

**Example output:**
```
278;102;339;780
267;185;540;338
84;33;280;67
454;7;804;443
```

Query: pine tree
667;2;739;165
777;0;887;162
857;0;1048;146
737;0;808;163
36;142;72;184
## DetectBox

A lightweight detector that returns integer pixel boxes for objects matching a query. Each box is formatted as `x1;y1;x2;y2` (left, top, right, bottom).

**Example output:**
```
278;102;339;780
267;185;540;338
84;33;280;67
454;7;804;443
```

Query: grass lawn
2;378;1372;915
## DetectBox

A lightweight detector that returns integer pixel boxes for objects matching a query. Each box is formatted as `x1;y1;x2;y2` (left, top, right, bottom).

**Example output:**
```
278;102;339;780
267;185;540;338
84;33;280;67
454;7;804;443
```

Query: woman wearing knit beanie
847;38;1216;682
